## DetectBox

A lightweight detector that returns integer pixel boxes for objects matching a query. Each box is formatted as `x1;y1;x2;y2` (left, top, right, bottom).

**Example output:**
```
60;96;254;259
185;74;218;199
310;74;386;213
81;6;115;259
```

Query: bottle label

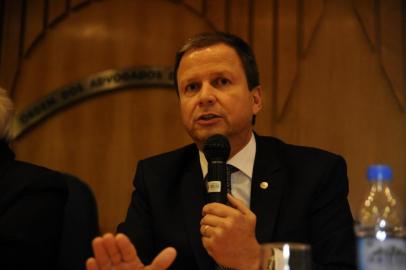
357;237;406;270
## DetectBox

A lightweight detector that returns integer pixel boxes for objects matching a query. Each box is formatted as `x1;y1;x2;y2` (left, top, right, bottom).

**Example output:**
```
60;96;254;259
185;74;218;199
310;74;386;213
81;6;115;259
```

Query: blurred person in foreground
87;32;356;270
0;88;99;269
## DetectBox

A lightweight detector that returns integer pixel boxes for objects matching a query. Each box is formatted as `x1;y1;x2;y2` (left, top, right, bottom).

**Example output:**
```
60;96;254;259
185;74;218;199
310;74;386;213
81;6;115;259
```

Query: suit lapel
180;146;213;270
250;135;287;242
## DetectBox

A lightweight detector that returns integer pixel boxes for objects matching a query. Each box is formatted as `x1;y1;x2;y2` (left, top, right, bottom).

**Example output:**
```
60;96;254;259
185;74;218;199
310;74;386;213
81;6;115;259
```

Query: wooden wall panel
275;0;299;118
48;0;68;25
206;0;227;30
228;0;251;41
24;0;45;55
301;0;324;54
354;0;377;49
272;0;406;216
11;0;213;233
252;0;274;134
70;0;91;9
379;0;405;109
0;0;23;92
182;0;204;14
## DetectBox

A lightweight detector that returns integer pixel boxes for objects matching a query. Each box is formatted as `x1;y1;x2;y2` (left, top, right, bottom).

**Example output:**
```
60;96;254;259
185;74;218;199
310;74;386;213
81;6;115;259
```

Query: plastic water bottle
355;165;406;270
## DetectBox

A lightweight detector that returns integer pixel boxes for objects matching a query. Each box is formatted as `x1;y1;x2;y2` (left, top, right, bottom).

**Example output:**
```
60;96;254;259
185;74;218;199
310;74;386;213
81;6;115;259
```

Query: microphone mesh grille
203;134;230;162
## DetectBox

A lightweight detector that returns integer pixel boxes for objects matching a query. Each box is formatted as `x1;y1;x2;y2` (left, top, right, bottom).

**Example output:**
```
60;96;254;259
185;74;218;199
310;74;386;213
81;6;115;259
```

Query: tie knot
227;164;238;174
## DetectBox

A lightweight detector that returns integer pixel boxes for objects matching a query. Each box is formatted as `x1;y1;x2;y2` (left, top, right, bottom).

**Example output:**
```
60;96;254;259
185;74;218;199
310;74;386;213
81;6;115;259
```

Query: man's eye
185;83;200;92
214;77;231;87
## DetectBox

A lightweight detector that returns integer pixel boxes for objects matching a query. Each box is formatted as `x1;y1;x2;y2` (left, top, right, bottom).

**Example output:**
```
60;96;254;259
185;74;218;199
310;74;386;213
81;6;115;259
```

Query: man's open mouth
199;114;220;120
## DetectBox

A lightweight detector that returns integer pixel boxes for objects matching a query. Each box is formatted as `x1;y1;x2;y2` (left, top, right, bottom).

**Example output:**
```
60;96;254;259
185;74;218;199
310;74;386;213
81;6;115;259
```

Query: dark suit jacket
118;135;356;269
0;141;67;269
0;141;99;270
58;173;100;270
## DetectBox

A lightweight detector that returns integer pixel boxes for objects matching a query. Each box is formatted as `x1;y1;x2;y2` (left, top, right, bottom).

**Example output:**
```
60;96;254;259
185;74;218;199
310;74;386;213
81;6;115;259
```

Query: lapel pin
260;181;269;189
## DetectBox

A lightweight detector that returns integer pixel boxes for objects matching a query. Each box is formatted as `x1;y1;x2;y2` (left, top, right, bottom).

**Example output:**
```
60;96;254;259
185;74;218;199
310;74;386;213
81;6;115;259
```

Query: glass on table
259;243;312;270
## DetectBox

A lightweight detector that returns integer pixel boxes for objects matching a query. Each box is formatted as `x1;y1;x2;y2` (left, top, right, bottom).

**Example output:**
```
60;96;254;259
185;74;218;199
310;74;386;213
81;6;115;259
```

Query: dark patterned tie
215;164;238;270
226;164;238;194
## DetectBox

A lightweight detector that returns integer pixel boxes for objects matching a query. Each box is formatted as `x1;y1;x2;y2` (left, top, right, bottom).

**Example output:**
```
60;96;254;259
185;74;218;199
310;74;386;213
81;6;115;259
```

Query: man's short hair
174;32;260;92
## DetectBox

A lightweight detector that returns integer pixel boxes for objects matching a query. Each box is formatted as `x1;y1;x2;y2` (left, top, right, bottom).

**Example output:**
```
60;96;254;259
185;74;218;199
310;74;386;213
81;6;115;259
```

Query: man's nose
198;82;216;105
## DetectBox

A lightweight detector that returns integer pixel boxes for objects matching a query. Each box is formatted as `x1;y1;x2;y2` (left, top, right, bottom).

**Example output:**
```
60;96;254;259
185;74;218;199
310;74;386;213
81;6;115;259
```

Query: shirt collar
199;133;256;179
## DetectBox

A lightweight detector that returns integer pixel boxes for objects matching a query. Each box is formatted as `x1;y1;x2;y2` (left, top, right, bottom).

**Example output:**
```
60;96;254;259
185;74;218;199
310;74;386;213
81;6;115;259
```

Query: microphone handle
206;161;227;204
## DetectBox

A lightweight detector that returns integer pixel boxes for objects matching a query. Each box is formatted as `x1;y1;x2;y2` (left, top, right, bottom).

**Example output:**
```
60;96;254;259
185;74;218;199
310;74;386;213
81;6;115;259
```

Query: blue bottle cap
367;165;392;181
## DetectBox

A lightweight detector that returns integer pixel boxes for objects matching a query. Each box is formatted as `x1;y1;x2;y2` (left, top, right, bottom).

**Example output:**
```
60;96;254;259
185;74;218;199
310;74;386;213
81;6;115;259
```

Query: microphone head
203;134;231;162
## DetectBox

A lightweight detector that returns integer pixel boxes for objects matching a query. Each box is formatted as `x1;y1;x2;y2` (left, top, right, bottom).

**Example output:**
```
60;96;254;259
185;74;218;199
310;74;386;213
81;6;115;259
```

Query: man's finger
115;233;143;266
201;237;214;257
102;233;122;265
92;237;112;269
227;194;251;215
200;224;213;237
86;258;99;270
202;202;239;217
200;213;224;228
146;247;177;270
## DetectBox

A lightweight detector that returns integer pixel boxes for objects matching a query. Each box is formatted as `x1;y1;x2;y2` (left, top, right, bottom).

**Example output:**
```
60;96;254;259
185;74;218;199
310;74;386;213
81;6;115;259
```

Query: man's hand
200;194;261;270
86;233;177;270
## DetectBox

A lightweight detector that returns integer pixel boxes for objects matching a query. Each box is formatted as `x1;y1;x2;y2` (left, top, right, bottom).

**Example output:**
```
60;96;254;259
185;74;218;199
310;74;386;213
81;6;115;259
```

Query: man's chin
191;130;228;144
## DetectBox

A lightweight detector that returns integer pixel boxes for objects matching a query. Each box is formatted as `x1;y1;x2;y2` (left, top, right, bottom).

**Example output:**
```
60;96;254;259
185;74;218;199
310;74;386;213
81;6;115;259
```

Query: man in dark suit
0;88;99;270
87;32;356;270
0;140;67;269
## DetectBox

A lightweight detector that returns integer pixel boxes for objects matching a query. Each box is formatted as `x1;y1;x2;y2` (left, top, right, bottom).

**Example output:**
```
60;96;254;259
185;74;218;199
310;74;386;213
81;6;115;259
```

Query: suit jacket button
260;181;269;189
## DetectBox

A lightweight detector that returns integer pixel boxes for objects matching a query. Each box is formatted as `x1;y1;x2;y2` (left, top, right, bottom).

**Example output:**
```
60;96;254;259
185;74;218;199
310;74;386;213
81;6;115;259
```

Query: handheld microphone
203;134;230;204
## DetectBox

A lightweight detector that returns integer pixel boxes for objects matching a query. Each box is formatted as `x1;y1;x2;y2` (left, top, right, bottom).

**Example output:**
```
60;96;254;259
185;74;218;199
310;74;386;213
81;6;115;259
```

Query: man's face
177;43;262;152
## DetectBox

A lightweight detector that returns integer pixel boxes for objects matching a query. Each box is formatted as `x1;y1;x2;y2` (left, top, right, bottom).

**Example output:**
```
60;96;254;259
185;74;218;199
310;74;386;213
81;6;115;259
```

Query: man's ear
251;85;262;114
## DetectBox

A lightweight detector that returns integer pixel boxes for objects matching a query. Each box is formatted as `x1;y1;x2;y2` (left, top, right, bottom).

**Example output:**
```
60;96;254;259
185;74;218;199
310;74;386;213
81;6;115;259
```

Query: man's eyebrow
210;71;226;76
212;71;237;80
179;69;235;83
179;77;198;86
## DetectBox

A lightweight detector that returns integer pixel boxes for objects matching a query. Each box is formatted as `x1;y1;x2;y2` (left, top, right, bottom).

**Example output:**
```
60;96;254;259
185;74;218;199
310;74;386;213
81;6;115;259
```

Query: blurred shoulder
1;159;68;195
